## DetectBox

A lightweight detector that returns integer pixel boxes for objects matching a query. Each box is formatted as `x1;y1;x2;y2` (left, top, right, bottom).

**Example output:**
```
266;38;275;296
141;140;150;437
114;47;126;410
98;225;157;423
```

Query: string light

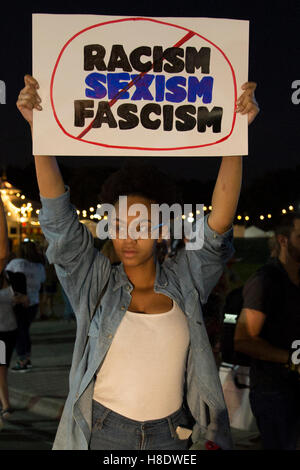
2;186;297;229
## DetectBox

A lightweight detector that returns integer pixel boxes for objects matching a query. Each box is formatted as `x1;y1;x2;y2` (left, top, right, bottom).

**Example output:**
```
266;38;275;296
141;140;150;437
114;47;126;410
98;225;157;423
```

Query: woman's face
111;195;161;268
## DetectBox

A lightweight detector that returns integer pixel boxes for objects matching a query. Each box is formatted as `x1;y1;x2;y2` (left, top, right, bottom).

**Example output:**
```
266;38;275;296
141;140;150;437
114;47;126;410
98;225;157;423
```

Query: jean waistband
92;399;186;428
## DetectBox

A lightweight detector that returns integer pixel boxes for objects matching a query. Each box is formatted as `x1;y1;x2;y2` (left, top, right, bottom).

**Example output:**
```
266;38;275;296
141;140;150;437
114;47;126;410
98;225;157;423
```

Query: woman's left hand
236;82;259;125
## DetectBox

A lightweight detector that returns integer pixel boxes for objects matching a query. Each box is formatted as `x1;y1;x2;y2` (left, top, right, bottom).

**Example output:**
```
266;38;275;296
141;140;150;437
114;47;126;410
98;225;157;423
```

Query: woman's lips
122;250;137;258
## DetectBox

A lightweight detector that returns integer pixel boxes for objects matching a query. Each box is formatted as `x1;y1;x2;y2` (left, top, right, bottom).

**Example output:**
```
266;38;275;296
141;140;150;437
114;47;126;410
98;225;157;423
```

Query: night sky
0;0;299;187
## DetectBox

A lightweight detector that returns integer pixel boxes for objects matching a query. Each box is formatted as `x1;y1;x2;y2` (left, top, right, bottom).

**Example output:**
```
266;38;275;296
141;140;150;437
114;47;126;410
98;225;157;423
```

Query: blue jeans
249;385;300;450
89;400;191;450
15;304;38;360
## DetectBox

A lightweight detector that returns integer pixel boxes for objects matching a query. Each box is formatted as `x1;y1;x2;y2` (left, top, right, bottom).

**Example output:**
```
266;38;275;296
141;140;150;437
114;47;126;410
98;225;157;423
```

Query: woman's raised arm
208;82;259;234
16;75;65;199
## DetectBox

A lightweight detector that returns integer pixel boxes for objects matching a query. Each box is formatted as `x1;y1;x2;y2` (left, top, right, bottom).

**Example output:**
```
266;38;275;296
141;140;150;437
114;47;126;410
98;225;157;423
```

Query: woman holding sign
16;75;258;450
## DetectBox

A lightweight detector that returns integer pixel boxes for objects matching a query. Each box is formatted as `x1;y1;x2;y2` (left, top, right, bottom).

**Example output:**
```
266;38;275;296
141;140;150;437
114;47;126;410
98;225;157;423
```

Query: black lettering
162;105;174;131
197;106;223;132
153;46;164;73
140;103;161;130
93;101;118;128
185;47;211;74
107;45;132;72
163;48;184;74
129;46;152;72
117;103;139;129
74;100;94;127
84;45;106;71
175;105;196;131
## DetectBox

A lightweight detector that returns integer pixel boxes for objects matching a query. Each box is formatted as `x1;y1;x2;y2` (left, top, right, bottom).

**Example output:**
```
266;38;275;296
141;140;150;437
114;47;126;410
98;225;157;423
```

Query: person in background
234;212;300;449
267;234;280;258
0;192;28;419
39;260;58;319
6;240;46;372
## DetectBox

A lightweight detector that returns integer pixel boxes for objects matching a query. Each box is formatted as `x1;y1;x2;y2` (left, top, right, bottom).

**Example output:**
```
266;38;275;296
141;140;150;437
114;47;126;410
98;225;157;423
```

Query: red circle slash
50;17;237;152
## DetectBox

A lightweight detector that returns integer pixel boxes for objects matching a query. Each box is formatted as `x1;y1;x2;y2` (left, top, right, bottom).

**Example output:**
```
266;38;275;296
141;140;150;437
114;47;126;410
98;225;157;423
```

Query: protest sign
32;14;249;156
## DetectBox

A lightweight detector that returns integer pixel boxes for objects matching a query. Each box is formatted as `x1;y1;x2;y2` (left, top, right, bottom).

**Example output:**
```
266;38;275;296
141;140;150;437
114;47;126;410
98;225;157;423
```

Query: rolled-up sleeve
175;213;235;304
38;187;110;312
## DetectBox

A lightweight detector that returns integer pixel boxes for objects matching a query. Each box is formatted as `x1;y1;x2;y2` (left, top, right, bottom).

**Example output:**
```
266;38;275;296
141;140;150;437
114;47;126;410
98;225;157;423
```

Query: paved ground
0;408;57;450
0;316;263;450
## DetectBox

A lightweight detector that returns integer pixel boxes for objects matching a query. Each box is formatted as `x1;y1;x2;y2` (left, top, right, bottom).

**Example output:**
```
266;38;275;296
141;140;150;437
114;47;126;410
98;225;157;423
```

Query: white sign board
32;14;249;156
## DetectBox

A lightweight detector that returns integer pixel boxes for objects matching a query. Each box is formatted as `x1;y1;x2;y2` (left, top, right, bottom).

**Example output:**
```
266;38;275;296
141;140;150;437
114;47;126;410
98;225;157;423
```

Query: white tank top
93;299;190;421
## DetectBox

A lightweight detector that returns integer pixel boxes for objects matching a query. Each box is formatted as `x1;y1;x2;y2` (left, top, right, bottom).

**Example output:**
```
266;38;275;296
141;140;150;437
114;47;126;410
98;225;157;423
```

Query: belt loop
167;416;177;439
94;404;111;430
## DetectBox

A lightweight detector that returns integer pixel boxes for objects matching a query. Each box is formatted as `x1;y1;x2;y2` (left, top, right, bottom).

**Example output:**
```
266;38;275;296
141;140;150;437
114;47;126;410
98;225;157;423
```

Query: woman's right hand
16;75;42;128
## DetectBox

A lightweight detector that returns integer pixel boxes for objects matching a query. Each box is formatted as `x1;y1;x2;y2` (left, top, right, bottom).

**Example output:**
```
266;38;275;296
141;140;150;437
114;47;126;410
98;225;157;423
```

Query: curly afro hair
99;159;181;207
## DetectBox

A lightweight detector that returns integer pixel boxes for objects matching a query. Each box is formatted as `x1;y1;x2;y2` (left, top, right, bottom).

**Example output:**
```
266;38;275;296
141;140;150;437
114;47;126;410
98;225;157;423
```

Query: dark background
0;0;299;224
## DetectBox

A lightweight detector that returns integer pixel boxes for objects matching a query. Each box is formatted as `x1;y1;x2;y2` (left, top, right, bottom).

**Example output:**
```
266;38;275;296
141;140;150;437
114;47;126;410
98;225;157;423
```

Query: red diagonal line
77;30;195;139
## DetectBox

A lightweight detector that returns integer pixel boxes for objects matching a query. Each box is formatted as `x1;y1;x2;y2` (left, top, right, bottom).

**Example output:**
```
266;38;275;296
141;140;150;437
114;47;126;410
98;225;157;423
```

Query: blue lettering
107;73;130;100
155;75;165;102
85;73;107;99
188;76;214;103
130;74;154;101
165;76;187;103
84;73;215;105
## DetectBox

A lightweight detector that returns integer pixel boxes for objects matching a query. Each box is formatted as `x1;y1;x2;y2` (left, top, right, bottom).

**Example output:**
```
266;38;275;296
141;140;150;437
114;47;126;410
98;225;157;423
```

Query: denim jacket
38;188;234;450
